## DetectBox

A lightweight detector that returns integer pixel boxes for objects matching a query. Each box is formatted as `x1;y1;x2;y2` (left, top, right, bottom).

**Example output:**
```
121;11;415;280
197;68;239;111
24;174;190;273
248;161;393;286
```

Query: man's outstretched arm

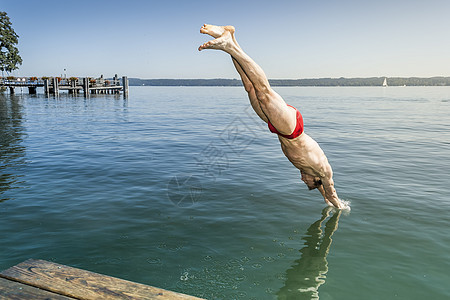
320;171;342;209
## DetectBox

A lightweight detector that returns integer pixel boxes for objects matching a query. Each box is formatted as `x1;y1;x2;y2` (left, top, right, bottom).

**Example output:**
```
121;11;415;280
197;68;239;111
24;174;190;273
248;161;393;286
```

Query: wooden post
44;79;49;95
28;87;37;94
9;87;14;94
83;77;89;97
52;77;59;96
122;76;128;97
70;80;75;95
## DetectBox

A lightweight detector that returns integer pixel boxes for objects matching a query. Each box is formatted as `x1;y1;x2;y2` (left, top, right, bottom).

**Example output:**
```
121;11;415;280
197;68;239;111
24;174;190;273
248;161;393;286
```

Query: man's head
301;172;322;190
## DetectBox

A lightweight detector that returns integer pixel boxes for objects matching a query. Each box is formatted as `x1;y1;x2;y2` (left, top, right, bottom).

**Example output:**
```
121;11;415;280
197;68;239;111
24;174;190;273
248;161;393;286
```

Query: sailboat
382;77;388;87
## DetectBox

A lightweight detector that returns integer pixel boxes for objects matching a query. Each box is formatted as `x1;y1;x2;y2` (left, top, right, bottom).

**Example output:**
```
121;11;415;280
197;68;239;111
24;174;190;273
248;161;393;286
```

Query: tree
0;11;22;73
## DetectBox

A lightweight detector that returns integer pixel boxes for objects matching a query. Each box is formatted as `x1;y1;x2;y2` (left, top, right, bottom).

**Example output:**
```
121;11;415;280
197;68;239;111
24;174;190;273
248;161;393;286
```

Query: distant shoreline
128;77;450;87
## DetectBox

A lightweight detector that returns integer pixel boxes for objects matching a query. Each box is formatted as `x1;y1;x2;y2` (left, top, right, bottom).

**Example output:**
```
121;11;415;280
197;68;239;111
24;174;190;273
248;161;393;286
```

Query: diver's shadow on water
277;207;342;300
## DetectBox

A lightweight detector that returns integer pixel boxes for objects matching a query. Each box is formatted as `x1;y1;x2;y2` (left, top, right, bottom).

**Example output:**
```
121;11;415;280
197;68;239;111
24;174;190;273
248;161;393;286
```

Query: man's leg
232;58;268;123
200;24;268;123
199;25;296;136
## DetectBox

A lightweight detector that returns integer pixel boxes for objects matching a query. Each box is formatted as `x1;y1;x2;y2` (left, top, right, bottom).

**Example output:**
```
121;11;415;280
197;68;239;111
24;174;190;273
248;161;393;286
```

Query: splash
339;199;351;215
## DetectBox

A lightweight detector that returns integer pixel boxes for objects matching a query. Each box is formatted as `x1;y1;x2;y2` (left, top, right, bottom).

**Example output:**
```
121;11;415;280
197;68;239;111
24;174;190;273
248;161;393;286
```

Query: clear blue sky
2;0;450;79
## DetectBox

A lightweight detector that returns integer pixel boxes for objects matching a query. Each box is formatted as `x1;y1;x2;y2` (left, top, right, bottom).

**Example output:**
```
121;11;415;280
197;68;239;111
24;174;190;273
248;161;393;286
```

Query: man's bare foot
198;24;236;51
200;24;234;38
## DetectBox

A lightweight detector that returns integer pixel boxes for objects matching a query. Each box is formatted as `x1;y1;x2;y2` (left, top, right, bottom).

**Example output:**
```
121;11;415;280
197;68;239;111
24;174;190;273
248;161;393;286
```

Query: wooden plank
0;259;204;300
0;277;73;299
58;86;83;90
89;86;123;90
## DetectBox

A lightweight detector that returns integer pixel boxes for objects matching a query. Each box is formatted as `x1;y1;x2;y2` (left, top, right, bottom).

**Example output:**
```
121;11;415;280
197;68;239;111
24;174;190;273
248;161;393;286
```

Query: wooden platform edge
0;259;204;300
0;277;75;299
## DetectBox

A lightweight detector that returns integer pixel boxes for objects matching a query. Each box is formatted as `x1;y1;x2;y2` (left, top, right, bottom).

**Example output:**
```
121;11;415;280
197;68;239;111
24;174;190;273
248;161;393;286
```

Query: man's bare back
199;24;343;209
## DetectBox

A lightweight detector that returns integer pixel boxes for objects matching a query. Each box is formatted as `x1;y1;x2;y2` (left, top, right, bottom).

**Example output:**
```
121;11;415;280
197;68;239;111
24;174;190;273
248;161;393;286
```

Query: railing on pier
0;78;45;86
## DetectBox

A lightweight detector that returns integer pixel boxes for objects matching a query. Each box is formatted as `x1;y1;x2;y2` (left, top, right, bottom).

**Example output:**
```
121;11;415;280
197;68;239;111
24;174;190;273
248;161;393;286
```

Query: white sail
383;78;388;87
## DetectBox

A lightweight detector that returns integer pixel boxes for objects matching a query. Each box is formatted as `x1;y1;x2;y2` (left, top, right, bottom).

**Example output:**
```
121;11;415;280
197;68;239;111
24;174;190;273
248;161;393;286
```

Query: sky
2;0;450;79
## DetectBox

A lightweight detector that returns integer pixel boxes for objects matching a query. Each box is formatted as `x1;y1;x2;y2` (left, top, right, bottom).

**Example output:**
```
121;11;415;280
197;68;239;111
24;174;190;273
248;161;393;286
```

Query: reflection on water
0;94;26;202
278;207;342;299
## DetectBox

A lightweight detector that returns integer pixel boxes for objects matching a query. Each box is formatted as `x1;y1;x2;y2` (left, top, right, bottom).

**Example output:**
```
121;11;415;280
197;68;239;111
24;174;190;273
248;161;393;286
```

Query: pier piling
44;79;49;95
28;86;37;94
83;77;89;97
52;77;59;96
123;76;129;97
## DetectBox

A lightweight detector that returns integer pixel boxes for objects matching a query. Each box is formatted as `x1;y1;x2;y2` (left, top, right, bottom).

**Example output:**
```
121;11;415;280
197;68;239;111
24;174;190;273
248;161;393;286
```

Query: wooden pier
0;75;129;97
0;259;203;299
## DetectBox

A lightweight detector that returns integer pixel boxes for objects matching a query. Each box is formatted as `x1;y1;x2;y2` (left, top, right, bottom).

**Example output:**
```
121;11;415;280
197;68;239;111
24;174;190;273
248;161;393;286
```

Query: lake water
1;86;449;299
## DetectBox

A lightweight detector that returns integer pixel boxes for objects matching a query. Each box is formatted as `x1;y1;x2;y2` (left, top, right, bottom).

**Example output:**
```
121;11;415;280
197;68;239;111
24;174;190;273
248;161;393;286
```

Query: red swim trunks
268;104;304;139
